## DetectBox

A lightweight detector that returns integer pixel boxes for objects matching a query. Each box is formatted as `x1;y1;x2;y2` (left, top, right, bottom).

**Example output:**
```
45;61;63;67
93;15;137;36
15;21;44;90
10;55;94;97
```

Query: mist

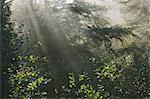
2;0;149;98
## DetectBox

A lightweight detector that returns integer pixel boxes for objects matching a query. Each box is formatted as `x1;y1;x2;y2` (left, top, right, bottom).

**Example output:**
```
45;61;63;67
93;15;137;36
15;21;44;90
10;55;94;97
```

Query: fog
12;0;125;25
2;0;150;98
10;0;128;75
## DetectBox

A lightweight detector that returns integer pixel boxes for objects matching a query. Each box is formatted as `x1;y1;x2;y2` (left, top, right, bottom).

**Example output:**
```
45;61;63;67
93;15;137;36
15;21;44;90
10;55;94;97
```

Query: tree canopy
1;0;150;98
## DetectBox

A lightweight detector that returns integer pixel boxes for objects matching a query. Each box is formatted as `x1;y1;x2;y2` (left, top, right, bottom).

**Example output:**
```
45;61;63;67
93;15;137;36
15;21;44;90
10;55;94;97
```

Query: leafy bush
8;53;51;98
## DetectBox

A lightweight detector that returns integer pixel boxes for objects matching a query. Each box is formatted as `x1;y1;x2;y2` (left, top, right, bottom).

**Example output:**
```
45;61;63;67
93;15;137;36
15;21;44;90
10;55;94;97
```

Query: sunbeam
2;0;149;98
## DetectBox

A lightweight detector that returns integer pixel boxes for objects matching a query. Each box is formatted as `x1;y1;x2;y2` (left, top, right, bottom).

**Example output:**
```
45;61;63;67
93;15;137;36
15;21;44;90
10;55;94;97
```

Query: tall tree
1;0;17;97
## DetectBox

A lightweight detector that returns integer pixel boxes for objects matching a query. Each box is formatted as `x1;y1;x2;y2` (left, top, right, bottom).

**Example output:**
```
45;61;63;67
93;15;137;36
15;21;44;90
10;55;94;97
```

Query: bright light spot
65;0;73;4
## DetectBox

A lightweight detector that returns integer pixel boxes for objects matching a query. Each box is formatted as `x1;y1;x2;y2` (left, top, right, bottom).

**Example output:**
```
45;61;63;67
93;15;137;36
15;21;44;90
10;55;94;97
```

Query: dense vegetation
1;0;150;98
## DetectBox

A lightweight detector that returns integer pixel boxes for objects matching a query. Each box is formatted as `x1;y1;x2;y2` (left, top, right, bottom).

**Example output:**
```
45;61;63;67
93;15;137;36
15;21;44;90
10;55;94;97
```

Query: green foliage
87;26;135;42
2;0;150;98
49;1;149;98
69;73;76;88
1;0;20;97
56;71;111;98
1;0;51;98
52;40;149;98
69;3;91;16
67;0;136;56
68;0;109;28
93;42;150;98
8;50;51;98
113;42;150;98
